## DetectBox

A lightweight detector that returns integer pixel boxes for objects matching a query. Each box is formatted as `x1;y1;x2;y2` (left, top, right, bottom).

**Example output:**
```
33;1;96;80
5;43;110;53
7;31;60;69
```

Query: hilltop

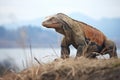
1;57;120;80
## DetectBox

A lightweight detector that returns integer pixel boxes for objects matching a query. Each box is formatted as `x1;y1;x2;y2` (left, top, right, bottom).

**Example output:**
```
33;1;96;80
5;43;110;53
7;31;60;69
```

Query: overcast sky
0;0;120;24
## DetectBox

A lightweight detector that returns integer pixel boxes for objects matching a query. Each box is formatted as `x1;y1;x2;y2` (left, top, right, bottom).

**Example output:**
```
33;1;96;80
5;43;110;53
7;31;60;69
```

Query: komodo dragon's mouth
42;22;62;28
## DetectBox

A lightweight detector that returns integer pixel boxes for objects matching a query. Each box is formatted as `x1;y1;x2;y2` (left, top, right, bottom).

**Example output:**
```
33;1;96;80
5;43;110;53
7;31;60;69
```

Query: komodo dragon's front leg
76;43;87;58
61;37;71;59
72;37;87;58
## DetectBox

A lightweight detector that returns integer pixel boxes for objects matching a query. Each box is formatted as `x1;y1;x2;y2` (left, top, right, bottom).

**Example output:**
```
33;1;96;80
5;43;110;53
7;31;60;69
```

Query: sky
0;0;120;25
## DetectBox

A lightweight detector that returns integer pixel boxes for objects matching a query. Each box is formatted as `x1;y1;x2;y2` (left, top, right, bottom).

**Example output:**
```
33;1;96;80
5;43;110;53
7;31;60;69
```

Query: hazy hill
0;12;120;48
0;26;59;48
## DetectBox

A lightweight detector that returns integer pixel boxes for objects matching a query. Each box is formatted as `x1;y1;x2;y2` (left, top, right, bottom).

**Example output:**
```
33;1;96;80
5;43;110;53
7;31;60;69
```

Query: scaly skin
42;13;118;59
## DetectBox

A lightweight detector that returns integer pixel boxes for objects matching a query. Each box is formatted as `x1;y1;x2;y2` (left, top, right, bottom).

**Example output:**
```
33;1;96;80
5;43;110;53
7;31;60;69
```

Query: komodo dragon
42;13;118;59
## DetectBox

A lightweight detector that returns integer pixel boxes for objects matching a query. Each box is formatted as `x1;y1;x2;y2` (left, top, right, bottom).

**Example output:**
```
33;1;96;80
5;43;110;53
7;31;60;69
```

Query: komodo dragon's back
57;13;107;46
79;22;107;46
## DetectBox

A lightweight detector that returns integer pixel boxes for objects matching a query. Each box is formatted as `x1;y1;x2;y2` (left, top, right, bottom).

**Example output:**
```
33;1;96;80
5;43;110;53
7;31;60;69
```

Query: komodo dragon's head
42;13;72;35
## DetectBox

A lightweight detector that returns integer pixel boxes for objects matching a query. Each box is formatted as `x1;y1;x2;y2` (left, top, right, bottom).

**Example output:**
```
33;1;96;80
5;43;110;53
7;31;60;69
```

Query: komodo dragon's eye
49;17;59;24
49;18;54;21
51;17;57;20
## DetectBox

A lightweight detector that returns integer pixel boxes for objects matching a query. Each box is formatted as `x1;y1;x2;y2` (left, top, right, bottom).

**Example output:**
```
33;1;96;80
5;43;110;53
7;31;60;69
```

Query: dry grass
0;57;120;80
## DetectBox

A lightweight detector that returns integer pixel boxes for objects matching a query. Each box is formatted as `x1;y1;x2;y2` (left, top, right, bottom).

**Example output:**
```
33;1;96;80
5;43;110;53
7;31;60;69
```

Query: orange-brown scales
42;13;117;59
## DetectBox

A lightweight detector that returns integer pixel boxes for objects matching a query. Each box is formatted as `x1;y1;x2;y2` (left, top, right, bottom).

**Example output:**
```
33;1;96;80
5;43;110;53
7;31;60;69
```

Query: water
0;48;119;71
0;48;77;71
0;48;58;70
